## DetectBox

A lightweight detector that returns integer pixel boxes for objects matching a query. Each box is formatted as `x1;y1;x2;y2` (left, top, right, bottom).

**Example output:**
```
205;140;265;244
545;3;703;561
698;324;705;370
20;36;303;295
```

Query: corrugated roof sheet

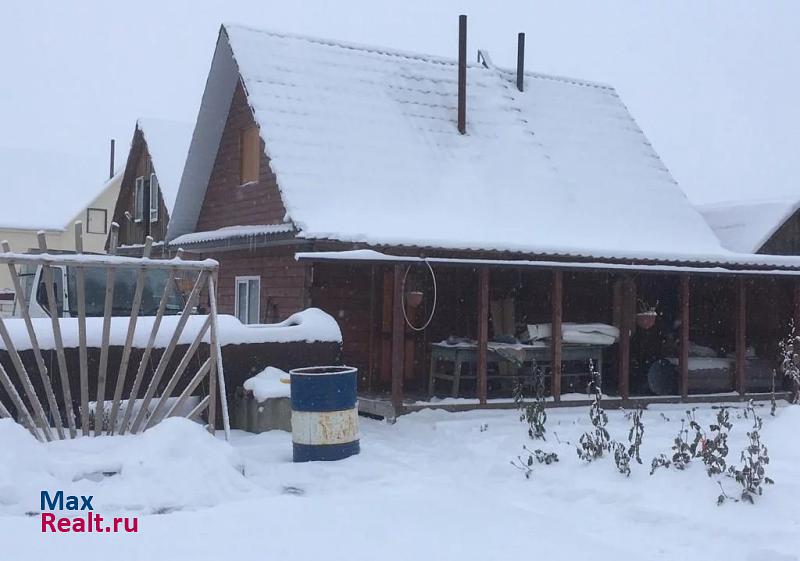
223;24;727;260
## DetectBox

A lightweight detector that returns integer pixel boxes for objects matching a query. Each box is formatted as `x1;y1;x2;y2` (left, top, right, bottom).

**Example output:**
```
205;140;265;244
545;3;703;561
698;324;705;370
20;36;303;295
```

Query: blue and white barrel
289;365;360;462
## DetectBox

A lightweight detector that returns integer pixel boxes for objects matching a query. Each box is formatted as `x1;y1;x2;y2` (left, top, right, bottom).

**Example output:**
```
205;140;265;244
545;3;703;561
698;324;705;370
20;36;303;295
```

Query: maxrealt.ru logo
40;491;138;533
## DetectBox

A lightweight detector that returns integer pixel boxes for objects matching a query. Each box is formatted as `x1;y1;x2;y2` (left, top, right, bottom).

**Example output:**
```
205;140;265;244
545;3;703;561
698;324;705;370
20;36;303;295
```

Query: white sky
1;0;797;204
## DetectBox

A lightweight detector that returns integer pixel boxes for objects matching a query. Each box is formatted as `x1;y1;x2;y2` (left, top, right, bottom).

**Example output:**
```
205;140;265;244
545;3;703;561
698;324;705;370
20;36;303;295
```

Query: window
134;176;144;222
86;208;107;234
66;267;184;318
149;173;159;222
36;266;66;317
235;276;260;324
239;126;260;185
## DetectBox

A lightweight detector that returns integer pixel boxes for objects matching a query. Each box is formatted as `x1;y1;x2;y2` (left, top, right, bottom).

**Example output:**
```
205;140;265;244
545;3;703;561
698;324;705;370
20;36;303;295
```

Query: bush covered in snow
723;401;774;504
513;365;547;440
576;360;611;462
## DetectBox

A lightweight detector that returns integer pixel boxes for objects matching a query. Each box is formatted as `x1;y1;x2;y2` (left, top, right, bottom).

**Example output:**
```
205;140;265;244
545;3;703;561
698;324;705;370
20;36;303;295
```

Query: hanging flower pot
407;290;424;309
636;310;657;330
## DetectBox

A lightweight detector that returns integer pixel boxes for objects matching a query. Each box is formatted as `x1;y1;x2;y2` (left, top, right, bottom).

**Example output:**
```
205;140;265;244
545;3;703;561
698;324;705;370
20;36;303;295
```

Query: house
699;199;800;255
0;147;120;314
166;21;800;416
111;118;194;256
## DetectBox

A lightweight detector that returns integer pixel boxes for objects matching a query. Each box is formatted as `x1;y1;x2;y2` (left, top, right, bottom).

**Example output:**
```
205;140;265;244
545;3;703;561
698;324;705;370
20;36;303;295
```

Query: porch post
735;277;747;395
618;276;633;400
793;281;800;330
551;270;563;401
391;265;405;409
679;274;690;398
477;268;489;404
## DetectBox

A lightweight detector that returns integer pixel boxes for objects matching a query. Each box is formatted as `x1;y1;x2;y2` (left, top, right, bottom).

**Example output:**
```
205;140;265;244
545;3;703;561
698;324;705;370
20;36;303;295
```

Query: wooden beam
679;275;690;399
618;276;633;400
477;268;489;404
793;280;800;330
735;277;747;394
551;270;563;401
391;265;405;408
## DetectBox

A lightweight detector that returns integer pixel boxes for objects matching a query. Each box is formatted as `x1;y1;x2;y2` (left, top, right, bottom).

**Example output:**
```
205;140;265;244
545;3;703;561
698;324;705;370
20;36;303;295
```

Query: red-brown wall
196;80;287;231
206;247;309;323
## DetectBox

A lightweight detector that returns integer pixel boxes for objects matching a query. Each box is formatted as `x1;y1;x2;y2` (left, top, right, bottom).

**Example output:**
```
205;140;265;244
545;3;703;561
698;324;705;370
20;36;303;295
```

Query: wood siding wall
760;209;800;255
309;263;375;388
111;129;171;248
196;80;287;231
207;247;309;323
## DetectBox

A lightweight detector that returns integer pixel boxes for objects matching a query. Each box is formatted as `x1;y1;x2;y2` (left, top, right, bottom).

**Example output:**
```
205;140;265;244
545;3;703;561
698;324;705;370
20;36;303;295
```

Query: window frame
85;207;108;234
239;126;260;186
234;275;261;325
134;176;144;222
149;172;159;223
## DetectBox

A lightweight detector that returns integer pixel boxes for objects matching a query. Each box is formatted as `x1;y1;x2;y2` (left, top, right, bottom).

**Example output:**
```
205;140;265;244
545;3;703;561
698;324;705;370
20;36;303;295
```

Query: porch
298;250;800;419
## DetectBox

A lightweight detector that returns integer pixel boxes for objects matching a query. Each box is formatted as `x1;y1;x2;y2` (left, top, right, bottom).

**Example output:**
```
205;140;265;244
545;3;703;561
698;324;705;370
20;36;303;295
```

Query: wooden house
700;199;800;255
166;22;800;417
0;147;121;314
111;118;194;255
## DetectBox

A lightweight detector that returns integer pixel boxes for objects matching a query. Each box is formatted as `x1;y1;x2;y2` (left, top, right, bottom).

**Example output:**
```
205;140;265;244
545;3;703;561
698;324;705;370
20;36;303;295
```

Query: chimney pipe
457;15;467;135
109;139;115;179
516;33;525;92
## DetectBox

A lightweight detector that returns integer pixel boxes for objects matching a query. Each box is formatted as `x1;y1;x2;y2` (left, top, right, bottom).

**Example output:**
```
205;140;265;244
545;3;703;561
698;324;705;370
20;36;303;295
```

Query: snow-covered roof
0;147;118;231
697;199;799;253
136;118;194;214
169;24;731;262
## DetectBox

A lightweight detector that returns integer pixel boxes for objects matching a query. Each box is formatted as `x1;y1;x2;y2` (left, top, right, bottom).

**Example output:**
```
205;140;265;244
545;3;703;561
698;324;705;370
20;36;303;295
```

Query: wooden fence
0;223;230;441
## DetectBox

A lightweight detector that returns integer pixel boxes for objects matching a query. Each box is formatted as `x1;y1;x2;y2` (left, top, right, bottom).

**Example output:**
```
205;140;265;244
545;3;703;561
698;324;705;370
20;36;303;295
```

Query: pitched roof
136;118;194;214
697;198;799;253
0;146;119;231
169;24;730;262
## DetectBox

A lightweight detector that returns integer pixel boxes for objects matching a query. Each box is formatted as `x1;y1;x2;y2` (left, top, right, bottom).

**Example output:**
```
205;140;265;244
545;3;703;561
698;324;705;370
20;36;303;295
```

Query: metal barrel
289;365;359;462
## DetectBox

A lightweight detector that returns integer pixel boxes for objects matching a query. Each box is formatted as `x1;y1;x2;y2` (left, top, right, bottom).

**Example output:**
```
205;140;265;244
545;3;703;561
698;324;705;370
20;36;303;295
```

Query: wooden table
428;341;605;398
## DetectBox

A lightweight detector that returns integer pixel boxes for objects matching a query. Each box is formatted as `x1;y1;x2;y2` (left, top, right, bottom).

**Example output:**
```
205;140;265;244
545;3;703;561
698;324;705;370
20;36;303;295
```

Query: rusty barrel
289;365;359;462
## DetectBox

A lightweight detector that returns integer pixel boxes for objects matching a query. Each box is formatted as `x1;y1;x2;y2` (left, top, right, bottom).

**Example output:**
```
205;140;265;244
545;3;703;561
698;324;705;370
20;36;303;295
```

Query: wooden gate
0;224;230;441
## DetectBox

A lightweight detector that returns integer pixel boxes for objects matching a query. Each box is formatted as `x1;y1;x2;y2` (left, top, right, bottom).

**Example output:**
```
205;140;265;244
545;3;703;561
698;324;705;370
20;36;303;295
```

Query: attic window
134;176;144;222
149;172;159;222
239;126;260;185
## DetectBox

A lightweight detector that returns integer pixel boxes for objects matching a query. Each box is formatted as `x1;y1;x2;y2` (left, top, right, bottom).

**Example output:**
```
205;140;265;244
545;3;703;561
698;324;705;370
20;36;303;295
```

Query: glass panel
66;267;184;317
236;281;248;323
150;173;159;222
134;177;144;221
36;267;64;317
248;279;260;324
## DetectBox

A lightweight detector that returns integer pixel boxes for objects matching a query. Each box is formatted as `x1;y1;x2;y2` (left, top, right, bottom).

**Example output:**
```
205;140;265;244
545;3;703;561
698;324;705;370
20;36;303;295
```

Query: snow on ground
0;402;798;560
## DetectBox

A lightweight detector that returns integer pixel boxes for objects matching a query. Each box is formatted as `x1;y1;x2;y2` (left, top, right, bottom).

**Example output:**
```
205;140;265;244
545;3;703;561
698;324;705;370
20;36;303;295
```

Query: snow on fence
0;223;229;442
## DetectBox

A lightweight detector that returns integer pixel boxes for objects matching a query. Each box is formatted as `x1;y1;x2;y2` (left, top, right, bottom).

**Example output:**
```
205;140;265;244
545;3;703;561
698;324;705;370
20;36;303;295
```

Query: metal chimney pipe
109;139;115;179
457;15;467;135
516;33;525;92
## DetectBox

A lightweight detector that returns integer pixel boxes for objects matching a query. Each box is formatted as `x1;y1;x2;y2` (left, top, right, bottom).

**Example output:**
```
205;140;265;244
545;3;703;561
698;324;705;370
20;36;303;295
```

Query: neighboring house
166;23;800;413
699;199;800;254
0;147;120;313
111;118;194;255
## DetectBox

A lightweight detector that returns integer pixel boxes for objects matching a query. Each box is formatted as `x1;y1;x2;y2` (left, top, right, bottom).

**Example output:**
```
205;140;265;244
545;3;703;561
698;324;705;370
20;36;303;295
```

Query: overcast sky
1;1;797;204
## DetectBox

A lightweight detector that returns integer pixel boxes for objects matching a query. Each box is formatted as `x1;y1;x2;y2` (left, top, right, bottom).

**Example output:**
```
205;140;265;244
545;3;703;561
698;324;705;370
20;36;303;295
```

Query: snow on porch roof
697;198;799;254
169;23;730;262
295;249;800;276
